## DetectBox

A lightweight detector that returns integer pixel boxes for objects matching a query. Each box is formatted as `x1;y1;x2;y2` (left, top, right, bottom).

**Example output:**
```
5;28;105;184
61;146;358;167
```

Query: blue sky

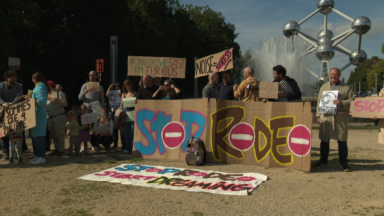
179;0;384;81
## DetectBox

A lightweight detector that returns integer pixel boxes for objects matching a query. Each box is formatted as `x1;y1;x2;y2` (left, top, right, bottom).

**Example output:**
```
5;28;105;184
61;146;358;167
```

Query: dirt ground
0;129;384;216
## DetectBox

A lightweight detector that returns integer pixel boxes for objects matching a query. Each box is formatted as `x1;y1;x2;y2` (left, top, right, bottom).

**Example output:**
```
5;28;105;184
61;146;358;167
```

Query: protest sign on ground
108;90;121;109
259;82;278;99
86;82;100;92
0;99;36;137
195;48;233;78
79;164;268;196
133;99;312;171
128;56;186;78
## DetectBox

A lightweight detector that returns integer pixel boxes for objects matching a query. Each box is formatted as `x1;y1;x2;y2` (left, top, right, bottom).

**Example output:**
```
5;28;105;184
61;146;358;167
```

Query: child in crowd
66;111;87;157
78;105;91;154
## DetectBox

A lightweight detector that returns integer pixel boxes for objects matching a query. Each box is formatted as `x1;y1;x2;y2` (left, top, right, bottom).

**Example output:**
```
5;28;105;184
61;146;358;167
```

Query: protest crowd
0;65;364;172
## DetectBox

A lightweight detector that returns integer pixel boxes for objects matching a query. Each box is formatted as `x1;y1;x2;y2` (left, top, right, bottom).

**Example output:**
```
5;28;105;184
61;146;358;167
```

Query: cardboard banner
0;99;36;137
133;99;312;171
195;48;234;78
90;101;103;118
123;98;135;108
81;113;99;125
350;97;384;118
86;82;100;92
128;56;186;78
108;90;121;109
259;82;278;99
78;164;268;196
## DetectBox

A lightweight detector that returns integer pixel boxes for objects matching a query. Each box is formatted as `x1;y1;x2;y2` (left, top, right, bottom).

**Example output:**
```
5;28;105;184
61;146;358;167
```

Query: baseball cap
47;80;56;87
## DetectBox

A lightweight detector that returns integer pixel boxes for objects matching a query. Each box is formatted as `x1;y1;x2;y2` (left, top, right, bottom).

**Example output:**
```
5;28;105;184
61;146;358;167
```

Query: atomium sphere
316;42;335;61
283;21;300;38
352;16;371;35
317;0;335;14
318;36;333;45
317;29;334;39
349;49;367;66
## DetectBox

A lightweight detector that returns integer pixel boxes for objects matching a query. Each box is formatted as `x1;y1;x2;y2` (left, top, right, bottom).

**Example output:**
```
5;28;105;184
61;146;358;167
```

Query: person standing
202;72;219;99
135;75;160;103
152;79;182;100
262;65;302;102
66;111;87;157
0;70;25;160
29;72;50;165
313;68;354;172
46;80;67;156
78;70;105;112
120;79;136;154
216;71;235;100
233;67;261;102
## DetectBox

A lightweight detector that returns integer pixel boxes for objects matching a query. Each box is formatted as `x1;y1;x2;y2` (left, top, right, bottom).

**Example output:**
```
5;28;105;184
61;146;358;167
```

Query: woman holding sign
29;72;50;165
120;79;136;154
152;80;182;100
106;83;124;150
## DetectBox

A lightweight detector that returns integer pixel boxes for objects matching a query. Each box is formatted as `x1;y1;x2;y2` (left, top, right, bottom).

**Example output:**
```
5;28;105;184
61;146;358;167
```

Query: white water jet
248;36;319;96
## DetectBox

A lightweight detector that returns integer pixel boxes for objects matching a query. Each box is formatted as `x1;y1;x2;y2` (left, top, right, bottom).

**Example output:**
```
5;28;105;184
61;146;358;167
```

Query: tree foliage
347;56;384;91
0;0;240;102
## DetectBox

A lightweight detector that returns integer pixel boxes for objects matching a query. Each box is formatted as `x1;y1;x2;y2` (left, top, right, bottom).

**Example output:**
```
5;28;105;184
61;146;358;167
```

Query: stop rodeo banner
127;56;186;78
78;164;268;196
133;99;313;171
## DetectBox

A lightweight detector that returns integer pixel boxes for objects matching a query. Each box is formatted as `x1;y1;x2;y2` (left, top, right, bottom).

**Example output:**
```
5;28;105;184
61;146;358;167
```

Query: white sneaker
80;146;84;153
29;156;38;162
31;157;46;165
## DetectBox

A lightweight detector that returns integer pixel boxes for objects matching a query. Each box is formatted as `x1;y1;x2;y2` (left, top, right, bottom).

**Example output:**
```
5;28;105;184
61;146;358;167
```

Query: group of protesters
1;64;381;172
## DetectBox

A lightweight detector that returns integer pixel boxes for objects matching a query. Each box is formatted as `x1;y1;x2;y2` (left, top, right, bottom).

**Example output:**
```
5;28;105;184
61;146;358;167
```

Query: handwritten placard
128;56;186;78
350;97;384;118
86;82;100;92
195;48;233;78
259;82;278;99
90;101;103;117
0;99;36;137
96;122;110;134
108;90;121;109
123;98;135;108
126;111;135;122
81;113;99;125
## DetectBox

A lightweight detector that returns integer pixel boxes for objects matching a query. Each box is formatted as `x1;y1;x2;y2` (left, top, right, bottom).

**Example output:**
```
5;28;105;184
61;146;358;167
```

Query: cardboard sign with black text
259;82;278;99
0;99;36;137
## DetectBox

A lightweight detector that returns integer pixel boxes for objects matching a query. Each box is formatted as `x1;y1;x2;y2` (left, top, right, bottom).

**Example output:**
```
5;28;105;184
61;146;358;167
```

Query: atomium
283;0;371;81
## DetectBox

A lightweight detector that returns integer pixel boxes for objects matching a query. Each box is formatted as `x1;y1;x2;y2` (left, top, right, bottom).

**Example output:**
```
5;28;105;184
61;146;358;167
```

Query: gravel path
0;129;384;216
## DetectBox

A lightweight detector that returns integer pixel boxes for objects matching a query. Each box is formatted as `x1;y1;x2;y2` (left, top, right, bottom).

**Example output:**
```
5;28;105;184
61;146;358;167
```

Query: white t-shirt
92;119;114;134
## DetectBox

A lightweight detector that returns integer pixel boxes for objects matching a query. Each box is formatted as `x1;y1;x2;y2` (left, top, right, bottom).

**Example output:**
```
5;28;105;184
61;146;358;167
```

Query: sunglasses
89;74;96;76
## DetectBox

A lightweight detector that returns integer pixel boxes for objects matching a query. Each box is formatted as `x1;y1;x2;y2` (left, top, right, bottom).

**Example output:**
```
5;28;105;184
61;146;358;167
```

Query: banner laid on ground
127;56;186;78
133;99;313;171
0;99;36;137
195;48;233;78
350;97;384;118
78;164;268;195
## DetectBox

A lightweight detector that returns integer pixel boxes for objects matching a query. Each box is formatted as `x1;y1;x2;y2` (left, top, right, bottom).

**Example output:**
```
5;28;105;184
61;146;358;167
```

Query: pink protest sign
350;97;384;118
288;125;311;157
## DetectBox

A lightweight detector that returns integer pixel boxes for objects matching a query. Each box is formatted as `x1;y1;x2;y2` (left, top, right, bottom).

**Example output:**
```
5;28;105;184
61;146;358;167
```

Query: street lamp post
359;82;361;92
375;73;377;92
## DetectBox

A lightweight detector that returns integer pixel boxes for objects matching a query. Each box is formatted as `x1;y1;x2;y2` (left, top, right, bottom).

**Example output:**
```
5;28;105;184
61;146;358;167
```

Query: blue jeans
1;137;9;154
123;121;134;152
32;136;46;157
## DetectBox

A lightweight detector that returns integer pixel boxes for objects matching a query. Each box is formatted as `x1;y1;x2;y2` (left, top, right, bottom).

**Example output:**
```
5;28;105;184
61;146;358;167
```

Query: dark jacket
271;76;302;101
0;81;23;104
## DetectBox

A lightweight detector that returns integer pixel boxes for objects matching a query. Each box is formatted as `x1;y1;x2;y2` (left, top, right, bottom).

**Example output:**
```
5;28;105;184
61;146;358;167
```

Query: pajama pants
9;132;23;158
